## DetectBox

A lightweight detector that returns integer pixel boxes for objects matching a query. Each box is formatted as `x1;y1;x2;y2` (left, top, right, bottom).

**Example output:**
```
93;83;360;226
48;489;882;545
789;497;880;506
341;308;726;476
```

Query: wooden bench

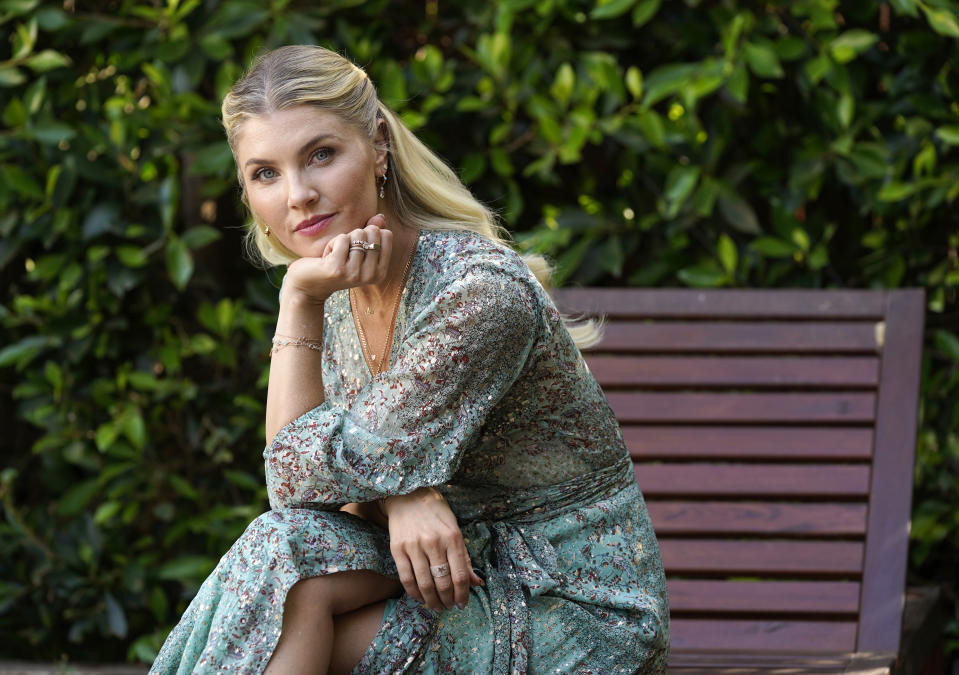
553;288;944;675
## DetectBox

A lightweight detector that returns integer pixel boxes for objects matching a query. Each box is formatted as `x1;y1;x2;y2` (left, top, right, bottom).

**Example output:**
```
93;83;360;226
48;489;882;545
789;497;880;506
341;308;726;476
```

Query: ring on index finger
430;563;451;578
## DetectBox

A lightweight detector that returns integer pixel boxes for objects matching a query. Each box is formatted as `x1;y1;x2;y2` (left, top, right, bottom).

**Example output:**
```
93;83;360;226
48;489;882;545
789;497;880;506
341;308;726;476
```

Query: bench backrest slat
555;288;925;654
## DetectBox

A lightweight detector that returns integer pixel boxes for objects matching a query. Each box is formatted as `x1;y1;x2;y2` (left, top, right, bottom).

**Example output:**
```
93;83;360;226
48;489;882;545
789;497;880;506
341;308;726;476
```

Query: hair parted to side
221;44;600;349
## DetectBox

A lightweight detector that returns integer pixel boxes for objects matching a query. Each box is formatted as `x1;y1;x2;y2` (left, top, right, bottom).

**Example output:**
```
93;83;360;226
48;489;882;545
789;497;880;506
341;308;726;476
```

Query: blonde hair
221;45;600;348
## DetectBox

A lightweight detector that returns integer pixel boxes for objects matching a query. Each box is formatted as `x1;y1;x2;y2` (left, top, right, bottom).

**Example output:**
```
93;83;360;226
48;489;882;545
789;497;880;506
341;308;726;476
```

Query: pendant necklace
350;230;419;376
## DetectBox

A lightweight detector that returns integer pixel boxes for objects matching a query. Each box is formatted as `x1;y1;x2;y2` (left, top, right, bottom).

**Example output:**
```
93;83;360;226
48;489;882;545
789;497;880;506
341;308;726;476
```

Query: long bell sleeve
264;262;541;510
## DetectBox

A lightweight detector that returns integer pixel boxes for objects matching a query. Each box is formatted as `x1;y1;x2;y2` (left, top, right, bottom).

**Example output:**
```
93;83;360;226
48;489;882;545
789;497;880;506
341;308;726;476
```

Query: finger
375;225;393;283
345;228;368;279
408;548;443;611
446;541;472;608
359;223;383;284
427;546;456;610
392;550;422;604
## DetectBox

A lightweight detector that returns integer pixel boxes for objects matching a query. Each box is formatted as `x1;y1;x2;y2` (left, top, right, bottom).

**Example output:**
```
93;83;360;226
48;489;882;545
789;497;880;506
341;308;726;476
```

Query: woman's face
235;105;386;258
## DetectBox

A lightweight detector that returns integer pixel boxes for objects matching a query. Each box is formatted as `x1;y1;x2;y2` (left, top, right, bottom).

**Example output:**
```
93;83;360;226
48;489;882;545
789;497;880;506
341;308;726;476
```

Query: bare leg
264;570;401;675
329;601;390;675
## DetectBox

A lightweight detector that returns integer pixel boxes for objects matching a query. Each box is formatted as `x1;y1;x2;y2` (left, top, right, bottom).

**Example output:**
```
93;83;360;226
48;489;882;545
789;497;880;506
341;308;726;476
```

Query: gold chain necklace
350;231;419;375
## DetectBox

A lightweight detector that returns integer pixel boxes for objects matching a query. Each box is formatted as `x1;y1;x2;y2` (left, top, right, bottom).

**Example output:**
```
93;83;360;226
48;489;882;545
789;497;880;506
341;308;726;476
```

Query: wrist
381;487;442;516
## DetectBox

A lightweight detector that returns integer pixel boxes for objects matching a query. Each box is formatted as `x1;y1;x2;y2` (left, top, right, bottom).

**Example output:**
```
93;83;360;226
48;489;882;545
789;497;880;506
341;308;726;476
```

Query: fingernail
457;602;466;610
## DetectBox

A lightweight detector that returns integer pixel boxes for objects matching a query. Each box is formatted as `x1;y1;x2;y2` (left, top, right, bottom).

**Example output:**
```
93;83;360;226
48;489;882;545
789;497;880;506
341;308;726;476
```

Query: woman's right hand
383;487;484;611
280;214;393;305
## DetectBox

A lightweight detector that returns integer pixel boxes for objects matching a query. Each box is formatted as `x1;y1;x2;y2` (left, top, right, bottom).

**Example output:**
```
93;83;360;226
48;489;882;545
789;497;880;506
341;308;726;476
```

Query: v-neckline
348;230;422;378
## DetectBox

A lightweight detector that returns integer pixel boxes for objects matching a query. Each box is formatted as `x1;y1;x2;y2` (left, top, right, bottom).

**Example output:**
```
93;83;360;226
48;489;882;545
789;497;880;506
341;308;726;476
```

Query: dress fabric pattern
151;229;669;674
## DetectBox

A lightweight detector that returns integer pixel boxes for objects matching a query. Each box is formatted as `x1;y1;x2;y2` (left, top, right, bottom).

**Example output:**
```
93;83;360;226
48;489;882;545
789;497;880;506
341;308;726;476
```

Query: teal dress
150;229;669;673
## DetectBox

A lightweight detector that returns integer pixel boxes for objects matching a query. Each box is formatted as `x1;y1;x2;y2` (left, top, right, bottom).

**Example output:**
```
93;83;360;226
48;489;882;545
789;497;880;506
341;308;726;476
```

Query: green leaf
889;0;918;16
116;245;148;268
123;407;147;449
0;0;40;17
625;66;642;99
460;153;486;183
934;330;959;363
30;121;76;145
726;62;748;103
0;66;27;87
637;109;665;147
1;165;43;199
664;166;700;205
631;0;660;27
182;225;221;249
190;141;233;176
57;478;100;516
749;236;796;258
935;126;959;146
717;190;761;234
550;63;575;106
93;501;122;526
742;42;784;79
157;555;217;581
104;592;128;639
677;261;727;287
642;62;698;106
837;92;854;129
165;236;194;290
877;182;916;202
717;234;737;274
830;30;878;63
590;0;637;20
24;49;71;73
377;60;407;108
489;148;513;177
3;98;26;127
0;335;50;369
95;423;119;452
922;6;959;37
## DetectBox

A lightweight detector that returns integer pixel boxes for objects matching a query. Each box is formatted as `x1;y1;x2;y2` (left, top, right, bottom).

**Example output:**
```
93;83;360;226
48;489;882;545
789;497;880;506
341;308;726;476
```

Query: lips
294;213;334;235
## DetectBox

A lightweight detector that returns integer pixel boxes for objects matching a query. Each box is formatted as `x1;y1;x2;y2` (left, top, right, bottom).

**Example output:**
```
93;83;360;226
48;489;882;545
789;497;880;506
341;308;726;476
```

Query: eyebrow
243;133;343;168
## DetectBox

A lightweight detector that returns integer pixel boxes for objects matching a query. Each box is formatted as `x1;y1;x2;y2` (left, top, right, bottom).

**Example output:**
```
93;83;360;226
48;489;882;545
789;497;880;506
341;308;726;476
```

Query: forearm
265;291;328;444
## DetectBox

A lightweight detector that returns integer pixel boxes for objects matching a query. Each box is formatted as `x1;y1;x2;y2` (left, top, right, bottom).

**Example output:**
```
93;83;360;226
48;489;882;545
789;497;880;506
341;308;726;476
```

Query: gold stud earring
264;225;271;237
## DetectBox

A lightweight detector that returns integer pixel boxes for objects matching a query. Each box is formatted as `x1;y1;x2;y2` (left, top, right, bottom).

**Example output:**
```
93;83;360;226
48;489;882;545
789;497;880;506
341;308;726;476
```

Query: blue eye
252;167;276;181
312;147;334;162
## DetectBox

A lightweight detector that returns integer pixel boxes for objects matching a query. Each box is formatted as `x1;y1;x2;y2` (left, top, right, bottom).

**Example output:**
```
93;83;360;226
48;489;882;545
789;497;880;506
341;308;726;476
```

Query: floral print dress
150;229;669;674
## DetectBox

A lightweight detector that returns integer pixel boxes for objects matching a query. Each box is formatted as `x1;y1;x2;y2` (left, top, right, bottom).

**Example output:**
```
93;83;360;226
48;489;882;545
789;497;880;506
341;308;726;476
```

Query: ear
373;118;390;177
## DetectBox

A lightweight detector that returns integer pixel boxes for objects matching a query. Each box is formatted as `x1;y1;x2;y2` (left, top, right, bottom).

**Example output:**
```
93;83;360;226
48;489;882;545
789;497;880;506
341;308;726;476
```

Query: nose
286;170;318;210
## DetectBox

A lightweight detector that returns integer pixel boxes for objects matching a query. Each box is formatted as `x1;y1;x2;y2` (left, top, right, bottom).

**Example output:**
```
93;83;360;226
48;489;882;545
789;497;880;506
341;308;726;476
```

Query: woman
151;45;668;674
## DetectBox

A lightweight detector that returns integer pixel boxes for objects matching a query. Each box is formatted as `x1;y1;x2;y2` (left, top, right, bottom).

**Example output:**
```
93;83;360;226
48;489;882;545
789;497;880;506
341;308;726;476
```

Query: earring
264;225;271;237
379;170;388;199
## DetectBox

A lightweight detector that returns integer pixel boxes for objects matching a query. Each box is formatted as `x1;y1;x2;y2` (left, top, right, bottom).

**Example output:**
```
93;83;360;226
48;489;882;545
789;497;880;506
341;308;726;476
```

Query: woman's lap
151;503;667;674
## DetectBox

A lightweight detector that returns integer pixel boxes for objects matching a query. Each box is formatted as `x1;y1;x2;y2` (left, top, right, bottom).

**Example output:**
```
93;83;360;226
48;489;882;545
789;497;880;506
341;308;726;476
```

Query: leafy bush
1;0;956;662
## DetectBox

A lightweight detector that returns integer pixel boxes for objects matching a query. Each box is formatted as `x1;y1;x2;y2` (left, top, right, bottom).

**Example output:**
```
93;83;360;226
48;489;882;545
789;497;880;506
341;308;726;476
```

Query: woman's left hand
382;487;484;611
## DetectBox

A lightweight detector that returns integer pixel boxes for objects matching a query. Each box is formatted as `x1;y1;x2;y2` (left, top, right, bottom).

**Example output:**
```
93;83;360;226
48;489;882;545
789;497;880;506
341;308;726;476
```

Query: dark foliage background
0;0;957;663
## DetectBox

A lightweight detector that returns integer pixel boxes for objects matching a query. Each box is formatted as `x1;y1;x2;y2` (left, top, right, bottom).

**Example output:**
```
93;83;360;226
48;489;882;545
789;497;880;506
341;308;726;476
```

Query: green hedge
1;0;957;662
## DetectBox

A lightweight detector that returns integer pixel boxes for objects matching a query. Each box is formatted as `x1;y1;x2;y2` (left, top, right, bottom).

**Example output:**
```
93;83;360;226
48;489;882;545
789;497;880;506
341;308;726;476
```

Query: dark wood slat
623;426;875;460
667;579;861;614
859;290;925;652
648;501;868;536
592;322;881;353
666;651;878;674
637;464;870;498
586;356;880;388
669;618;858;651
554;288;887;319
660;539;864;575
609;392;876;423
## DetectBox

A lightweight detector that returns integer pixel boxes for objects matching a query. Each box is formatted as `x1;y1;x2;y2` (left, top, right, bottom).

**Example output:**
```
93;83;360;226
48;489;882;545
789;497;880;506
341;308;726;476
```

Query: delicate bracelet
270;334;322;357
